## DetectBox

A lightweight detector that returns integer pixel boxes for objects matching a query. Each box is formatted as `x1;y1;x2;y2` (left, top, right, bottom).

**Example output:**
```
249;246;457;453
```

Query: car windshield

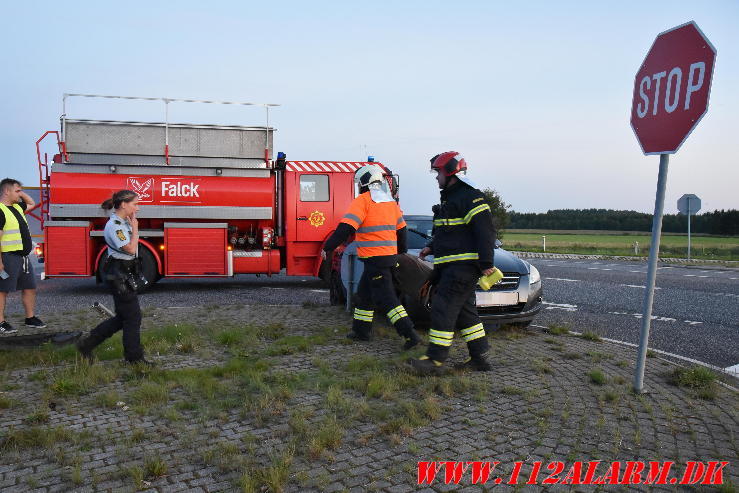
405;218;433;250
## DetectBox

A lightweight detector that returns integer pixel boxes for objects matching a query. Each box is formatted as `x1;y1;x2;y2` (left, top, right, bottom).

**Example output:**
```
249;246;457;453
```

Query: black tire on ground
318;259;331;286
96;246;161;292
137;246;160;290
329;270;346;306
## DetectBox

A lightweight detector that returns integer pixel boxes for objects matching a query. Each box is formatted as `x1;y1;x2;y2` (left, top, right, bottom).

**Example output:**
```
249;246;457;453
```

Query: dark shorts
0;253;37;293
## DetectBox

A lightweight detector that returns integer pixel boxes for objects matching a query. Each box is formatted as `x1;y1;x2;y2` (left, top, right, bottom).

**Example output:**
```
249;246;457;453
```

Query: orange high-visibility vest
340;192;406;258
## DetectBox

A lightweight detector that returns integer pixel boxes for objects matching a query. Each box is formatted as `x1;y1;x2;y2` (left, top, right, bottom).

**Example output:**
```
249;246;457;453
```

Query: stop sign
630;21;716;155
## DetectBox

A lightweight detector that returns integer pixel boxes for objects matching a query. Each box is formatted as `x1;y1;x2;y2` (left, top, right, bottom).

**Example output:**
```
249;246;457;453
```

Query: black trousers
351;256;415;338
426;263;489;362
87;285;144;362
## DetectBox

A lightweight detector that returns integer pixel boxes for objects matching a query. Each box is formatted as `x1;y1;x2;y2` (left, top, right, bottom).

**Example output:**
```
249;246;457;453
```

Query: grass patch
0;426;92;451
265;334;325;356
580;331;602;342
546;324;570;335
0;393;18;409
588;369;607;385
500;385;525;395
562;352;581;360
531;359;553;374
49;364;118;396
668;366;719;400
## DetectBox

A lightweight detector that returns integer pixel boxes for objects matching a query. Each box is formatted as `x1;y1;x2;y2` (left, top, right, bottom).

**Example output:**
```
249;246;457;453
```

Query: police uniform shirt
104;212;136;260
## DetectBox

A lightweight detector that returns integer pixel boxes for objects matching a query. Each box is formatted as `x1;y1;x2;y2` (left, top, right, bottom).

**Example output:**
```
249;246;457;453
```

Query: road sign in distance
677;194;701;215
631;21;716;155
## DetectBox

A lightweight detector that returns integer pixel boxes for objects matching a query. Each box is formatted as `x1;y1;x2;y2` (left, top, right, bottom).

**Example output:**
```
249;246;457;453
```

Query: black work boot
75;336;96;363
408;355;448;376
453;355;493;372
402;330;421;351
346;331;371;342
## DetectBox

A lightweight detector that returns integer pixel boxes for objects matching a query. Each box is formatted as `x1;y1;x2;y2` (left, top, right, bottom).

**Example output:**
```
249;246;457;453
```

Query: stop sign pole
630;21;716;393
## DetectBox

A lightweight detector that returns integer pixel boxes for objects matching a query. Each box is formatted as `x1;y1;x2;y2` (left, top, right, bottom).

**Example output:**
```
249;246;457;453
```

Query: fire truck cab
36;94;398;286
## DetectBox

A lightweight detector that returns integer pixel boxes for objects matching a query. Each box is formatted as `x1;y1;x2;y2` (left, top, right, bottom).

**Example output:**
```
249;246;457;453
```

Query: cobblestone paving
1;304;737;492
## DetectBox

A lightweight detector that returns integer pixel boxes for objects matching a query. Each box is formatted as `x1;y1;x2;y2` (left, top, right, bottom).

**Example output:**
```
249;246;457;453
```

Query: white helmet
354;164;385;188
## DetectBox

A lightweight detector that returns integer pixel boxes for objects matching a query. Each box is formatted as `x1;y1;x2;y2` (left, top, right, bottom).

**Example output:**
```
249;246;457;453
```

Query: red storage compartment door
44;221;93;276
164;223;227;276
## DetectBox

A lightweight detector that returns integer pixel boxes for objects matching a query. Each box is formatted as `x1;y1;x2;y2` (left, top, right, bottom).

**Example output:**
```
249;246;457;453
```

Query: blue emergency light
367;156;375;162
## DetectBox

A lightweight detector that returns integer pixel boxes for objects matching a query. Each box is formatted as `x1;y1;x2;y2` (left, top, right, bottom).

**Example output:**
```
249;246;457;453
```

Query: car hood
493;247;529;274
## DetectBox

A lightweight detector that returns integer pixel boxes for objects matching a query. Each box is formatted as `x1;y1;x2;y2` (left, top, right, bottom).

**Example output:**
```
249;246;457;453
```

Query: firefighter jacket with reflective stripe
428;180;496;269
339;192;407;258
0;204;28;253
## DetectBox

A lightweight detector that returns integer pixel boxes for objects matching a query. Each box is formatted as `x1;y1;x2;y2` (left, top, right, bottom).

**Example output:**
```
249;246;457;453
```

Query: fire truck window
300;175;329;202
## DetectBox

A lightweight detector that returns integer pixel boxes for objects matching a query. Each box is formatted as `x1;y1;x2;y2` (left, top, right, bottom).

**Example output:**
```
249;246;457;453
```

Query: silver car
331;215;543;329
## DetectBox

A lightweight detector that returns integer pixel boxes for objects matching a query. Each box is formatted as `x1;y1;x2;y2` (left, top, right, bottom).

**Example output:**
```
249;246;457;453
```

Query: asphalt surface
4;258;738;372
532;258;739;372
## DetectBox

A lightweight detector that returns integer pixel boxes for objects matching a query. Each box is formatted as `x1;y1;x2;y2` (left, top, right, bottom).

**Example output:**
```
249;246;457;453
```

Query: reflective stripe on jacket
429;181;496;269
340;192;406;257
0;204;28;253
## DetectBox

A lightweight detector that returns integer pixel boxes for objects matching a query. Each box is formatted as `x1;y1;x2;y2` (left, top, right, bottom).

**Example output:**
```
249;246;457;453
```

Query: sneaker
346;331;371;342
408;355;448;376
0;321;18;335
453;356;493;372
25;316;47;329
402;330;421;351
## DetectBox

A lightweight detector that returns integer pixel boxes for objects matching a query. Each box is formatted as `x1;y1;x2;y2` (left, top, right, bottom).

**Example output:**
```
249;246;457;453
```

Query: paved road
532;258;739;372
4;258;738;372
2;259;330;317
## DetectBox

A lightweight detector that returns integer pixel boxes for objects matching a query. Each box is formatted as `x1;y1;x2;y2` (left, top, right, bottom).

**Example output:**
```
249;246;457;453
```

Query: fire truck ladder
34;131;66;228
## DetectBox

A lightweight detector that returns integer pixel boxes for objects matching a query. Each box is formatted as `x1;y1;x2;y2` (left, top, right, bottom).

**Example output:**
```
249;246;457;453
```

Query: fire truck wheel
329;270;346;306
136;246;160;290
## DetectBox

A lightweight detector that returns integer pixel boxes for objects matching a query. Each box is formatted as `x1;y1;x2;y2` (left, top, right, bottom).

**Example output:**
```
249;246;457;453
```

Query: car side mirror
495;239;502;249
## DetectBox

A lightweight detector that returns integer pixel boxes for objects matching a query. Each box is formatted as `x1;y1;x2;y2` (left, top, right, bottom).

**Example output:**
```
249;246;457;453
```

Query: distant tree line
508;209;738;236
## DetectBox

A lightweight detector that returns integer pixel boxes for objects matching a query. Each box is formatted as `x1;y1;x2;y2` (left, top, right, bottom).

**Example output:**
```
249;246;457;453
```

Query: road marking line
621;284;661;290
545;277;580;282
600;268;613;271
698;275;709;278
684;274;696;277
630;270;644;273
731;278;739;280
542;301;578;312
530;327;738;380
684;320;703;326
310;289;329;293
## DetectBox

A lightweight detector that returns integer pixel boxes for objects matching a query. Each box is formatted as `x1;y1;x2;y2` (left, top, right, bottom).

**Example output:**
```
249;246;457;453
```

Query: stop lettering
630;21;716;155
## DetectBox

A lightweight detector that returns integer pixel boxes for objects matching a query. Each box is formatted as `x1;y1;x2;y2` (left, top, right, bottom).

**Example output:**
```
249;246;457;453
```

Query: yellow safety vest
0;204;28;253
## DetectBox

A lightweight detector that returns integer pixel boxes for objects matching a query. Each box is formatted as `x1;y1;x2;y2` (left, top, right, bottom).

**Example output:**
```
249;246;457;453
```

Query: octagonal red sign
630;21;716;155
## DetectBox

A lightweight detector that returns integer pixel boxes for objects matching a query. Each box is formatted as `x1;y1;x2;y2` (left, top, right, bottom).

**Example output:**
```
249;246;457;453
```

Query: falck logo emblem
127;177;154;203
308;211;326;228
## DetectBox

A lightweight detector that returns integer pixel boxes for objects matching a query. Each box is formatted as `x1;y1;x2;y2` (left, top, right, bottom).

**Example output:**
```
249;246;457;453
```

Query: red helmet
430;151;467;177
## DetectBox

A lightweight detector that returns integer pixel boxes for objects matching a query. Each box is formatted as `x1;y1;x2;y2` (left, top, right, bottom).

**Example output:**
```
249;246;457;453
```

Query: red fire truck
35;94;398;287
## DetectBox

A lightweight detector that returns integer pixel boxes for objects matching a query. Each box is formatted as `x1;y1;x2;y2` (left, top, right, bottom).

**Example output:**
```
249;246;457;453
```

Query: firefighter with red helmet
322;164;421;350
409;151;496;374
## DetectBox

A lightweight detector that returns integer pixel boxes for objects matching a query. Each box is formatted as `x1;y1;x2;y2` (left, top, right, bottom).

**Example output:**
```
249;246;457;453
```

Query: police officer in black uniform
409;152;496;374
76;190;150;364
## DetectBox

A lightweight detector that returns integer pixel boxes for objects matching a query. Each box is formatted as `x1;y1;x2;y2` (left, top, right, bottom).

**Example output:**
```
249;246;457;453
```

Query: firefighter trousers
84;287;144;362
426;263;489;362
351;257;415;339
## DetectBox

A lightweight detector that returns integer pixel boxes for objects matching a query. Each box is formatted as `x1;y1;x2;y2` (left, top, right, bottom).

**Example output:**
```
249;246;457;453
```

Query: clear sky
1;1;736;216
